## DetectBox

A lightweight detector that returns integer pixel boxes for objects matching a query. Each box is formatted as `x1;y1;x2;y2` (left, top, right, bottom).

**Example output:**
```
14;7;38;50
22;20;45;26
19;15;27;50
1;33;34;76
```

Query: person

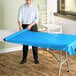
18;0;39;64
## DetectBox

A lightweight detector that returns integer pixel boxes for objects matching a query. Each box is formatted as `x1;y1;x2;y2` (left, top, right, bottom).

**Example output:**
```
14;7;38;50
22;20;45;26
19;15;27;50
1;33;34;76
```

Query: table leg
58;51;62;76
65;52;70;72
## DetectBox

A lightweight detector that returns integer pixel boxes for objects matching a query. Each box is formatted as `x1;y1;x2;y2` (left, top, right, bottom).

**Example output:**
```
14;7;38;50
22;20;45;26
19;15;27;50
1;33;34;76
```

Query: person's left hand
27;24;32;30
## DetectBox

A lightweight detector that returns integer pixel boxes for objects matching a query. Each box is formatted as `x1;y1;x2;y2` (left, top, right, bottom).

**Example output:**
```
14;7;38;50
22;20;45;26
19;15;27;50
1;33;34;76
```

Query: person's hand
27;24;32;30
19;26;23;31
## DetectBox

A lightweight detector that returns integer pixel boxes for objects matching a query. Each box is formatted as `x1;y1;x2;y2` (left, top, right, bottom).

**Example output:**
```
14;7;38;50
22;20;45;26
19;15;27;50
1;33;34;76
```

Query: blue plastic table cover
4;29;76;56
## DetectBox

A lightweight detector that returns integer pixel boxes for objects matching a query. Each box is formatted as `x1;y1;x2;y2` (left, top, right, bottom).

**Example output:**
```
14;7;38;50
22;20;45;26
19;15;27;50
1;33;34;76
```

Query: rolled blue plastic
4;28;76;56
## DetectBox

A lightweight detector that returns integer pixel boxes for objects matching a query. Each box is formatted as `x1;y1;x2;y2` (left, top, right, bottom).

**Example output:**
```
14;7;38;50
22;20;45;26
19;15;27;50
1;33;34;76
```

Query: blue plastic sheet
4;29;76;56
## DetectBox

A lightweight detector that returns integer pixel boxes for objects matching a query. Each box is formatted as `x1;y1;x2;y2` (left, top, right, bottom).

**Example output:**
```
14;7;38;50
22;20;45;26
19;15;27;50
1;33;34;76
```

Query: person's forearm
18;21;23;31
27;22;36;30
18;21;22;27
30;22;36;27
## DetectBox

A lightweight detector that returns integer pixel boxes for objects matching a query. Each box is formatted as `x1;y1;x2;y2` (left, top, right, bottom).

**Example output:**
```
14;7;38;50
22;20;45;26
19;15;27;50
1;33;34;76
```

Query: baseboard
0;46;21;53
0;46;34;53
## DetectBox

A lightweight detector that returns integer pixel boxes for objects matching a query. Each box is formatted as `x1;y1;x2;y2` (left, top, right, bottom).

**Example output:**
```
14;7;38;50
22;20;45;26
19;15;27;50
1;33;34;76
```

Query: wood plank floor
0;48;76;76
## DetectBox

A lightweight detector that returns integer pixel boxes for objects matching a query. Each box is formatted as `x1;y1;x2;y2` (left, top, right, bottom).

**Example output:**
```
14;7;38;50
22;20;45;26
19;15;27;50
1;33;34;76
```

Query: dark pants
22;24;38;60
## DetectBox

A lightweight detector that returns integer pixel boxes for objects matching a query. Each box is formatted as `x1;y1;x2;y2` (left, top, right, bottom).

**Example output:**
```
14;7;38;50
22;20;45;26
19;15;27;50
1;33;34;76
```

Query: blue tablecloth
4;29;76;56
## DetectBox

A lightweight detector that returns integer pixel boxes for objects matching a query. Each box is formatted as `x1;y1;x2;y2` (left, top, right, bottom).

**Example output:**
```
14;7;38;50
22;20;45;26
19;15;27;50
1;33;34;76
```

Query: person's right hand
19;26;23;31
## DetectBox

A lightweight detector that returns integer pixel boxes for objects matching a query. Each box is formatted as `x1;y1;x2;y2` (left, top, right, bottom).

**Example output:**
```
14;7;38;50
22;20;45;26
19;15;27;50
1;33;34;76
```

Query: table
4;29;76;76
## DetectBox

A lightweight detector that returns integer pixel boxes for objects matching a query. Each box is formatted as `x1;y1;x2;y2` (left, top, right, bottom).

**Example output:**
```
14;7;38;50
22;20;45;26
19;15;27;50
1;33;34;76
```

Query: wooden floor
0;48;76;76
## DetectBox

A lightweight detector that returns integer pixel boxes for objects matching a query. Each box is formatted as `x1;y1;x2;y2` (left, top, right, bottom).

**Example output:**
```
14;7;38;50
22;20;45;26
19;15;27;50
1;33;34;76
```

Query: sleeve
17;6;23;23
33;7;39;24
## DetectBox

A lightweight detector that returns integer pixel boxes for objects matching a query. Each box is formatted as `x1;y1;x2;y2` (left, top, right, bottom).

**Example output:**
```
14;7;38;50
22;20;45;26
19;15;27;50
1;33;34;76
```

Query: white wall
0;0;25;31
54;16;76;34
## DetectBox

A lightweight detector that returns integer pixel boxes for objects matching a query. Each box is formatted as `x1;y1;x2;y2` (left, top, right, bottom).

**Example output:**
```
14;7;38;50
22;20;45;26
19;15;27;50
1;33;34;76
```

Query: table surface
4;29;76;56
